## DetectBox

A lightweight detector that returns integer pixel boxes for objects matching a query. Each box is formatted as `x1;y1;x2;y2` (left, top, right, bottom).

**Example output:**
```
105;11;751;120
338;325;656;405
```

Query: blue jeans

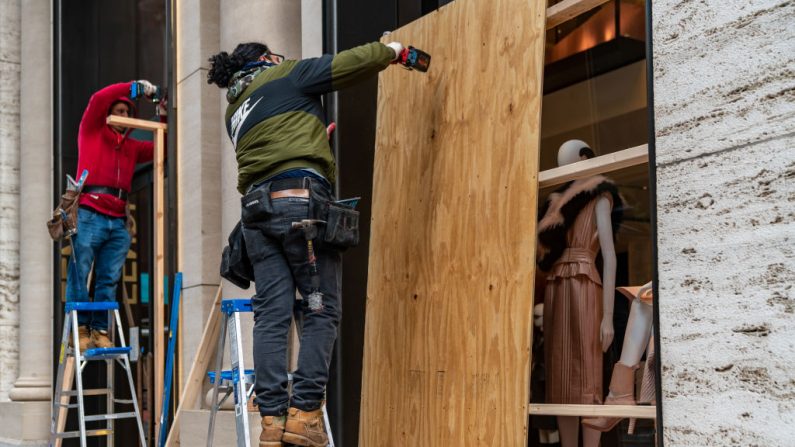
241;179;343;416
66;207;131;330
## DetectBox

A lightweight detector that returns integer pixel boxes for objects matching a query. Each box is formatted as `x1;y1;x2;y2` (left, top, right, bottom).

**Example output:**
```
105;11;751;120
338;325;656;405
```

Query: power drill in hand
130;82;165;104
396;46;431;72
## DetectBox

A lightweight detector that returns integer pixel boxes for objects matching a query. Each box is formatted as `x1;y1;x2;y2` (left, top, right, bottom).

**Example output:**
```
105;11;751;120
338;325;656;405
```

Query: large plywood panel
359;1;546;445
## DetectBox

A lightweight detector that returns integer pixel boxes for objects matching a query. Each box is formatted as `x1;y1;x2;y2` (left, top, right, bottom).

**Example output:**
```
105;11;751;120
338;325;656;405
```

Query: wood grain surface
359;0;546;445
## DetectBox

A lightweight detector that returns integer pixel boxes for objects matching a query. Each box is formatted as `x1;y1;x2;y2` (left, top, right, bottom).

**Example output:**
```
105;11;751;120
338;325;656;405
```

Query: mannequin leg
582;299;652;433
557;416;579;447
617;300;653;368
582;426;602;447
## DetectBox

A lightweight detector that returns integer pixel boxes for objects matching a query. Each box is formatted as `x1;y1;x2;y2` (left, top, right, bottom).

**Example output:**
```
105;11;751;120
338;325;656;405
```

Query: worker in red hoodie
66;80;162;351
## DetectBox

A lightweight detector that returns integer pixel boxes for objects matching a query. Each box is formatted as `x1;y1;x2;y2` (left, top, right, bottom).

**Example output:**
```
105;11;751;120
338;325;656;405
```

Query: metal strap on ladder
206;299;334;447
50;301;147;447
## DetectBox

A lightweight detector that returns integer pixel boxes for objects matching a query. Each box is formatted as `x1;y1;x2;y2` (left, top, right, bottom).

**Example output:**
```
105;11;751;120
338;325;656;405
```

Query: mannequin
537;140;622;447
582;282;654;434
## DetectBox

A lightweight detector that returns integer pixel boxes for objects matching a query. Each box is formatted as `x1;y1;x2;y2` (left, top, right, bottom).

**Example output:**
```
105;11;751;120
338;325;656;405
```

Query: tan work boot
282;407;328;447
259;415;286;447
90;329;113;349
69;326;92;351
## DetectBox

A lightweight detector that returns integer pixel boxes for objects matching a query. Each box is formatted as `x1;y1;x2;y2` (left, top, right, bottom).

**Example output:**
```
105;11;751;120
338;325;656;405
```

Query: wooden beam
164;285;223;447
106;114;167;131
529;403;657;418
153;127;166;441
546;0;612;29
539;144;649;188
54;356;75;447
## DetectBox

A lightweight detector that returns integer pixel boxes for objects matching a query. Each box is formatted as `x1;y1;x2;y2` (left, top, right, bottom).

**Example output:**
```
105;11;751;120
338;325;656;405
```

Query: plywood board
359;0;546;445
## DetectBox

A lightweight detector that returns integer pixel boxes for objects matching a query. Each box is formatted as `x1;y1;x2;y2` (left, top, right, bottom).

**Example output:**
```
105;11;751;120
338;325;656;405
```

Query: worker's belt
258;177;313;199
83;185;128;201
267;177;311;192
270;189;309;199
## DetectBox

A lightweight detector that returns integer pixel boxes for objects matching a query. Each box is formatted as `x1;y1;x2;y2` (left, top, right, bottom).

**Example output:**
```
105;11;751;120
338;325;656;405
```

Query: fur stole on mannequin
537;175;623;271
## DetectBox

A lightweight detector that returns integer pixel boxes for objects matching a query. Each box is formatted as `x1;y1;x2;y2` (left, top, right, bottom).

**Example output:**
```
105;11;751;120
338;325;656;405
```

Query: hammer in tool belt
291;219;326;312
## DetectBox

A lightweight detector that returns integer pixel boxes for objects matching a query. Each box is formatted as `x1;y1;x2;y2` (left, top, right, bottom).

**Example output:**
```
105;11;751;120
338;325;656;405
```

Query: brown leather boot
259;415;286;447
282;407;328;447
90;329;113;349
69;326;92;351
581;362;638;433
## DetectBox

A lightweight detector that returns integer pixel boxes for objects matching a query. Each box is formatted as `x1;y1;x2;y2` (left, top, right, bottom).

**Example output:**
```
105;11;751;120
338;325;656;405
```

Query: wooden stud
106;115;167;131
154;127;166;440
105;114;170;440
529;403;656;419
54;356;75;447
539;144;649;188
164;285;223;447
546;0;613;29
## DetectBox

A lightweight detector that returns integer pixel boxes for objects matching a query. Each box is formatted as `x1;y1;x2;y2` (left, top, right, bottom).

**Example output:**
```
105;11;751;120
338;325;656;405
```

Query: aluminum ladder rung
84;412;137;422
55;428;114;438
114;398;134;404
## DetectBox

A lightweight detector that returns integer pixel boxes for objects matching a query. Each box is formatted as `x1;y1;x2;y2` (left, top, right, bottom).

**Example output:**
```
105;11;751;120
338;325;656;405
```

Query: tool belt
46;189;81;241
241;177;360;250
83;185;128;201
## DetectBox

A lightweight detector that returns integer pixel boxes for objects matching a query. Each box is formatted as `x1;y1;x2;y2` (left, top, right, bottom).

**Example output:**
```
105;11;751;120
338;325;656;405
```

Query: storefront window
530;2;657;446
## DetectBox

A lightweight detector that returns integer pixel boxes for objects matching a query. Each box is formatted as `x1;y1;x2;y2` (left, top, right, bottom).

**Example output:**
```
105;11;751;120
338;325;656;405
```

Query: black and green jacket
225;42;395;193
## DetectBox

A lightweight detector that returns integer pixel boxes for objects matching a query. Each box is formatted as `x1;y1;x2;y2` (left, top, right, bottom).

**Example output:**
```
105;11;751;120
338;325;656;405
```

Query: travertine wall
652;1;795;445
0;0;20;403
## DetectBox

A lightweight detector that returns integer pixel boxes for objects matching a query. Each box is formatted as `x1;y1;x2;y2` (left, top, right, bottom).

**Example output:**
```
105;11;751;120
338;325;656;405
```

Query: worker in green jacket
208;40;406;447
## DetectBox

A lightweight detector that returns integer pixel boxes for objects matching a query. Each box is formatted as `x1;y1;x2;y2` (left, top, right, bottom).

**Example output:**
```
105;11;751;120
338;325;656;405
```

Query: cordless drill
130;82;165;103
396;46;432;72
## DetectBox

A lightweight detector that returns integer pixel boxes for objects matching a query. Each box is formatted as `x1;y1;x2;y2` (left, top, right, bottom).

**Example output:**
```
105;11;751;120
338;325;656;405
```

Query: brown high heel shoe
581;362;638;433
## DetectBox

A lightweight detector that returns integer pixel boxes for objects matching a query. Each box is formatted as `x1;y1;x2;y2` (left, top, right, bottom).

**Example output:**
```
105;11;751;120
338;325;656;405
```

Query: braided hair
207;42;269;88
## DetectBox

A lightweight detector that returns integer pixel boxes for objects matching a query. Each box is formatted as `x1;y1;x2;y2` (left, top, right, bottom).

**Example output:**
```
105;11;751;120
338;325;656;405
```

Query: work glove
135;79;158;98
385;42;404;61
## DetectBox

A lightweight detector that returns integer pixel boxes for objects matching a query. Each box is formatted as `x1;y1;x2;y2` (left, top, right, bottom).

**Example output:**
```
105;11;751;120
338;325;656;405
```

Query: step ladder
50;301;146;447
206;299;334;447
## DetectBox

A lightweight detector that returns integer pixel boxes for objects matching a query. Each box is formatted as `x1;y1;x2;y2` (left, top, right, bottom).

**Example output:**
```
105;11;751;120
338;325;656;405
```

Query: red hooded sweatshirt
77;81;155;217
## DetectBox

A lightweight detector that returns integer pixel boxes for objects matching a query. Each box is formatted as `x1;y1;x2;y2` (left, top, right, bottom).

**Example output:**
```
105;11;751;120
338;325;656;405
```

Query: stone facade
0;0;21;404
653;0;795;445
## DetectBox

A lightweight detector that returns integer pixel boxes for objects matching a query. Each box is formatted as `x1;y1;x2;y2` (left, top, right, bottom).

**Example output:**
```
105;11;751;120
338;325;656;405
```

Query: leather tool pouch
323;202;360;249
47;190;81;241
220;221;254;289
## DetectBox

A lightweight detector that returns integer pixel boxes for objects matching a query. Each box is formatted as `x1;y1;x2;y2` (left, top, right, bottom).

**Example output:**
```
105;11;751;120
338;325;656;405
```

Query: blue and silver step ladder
49;301;146;447
206;299;335;447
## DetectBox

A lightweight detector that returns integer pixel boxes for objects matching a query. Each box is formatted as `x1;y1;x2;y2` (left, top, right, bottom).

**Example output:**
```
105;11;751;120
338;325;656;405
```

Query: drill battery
399;46;432;72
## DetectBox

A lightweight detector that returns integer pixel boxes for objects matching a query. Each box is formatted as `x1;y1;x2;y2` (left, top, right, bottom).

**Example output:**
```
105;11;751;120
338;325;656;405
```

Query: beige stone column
0;0;22;404
218;0;302;365
176;0;223;390
8;0;53;404
177;2;303;440
219;0;302;247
